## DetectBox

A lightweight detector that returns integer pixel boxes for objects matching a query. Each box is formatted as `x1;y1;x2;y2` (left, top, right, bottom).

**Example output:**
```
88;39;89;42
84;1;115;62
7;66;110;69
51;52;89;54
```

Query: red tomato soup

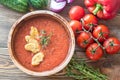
13;16;69;72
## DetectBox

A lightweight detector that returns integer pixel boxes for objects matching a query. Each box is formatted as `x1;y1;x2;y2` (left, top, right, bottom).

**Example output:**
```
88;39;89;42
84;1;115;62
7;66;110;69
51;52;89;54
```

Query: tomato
69;20;82;37
83;14;98;30
103;37;120;54
77;32;94;48
86;43;103;60
69;6;85;20
93;25;110;42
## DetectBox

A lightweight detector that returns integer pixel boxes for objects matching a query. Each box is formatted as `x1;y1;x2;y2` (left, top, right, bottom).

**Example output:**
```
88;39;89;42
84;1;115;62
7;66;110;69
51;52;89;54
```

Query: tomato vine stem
80;19;106;51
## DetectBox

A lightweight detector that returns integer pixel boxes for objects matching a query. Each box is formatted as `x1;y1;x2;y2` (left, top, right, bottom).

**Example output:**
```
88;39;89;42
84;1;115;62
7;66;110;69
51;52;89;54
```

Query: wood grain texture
0;48;73;80
0;5;23;48
0;0;120;80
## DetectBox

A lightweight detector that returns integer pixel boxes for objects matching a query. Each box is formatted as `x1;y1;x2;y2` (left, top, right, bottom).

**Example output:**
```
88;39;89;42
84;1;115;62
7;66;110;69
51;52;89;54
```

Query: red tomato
69;20;82;37
77;32;94;48
86;43;103;60
83;14;98;30
93;25;110;42
103;37;120;54
69;6;85;20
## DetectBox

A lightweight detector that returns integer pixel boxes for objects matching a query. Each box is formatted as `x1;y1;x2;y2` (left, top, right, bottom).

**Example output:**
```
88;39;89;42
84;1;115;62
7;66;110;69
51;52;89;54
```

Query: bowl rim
8;10;75;76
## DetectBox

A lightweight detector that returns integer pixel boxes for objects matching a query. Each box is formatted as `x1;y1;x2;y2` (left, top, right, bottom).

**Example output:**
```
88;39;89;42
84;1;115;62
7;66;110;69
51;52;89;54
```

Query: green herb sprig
66;58;107;80
39;30;52;48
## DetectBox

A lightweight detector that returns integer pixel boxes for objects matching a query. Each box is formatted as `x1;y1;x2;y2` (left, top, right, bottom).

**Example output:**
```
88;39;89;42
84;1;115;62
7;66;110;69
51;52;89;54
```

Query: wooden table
0;0;120;80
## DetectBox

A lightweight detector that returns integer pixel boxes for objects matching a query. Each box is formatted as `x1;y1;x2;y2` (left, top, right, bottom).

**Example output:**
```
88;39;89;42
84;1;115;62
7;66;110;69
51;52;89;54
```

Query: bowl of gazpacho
8;10;75;76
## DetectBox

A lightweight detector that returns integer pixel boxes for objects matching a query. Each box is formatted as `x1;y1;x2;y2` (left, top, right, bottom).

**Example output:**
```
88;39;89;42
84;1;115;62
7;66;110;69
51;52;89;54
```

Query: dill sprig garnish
39;30;52;48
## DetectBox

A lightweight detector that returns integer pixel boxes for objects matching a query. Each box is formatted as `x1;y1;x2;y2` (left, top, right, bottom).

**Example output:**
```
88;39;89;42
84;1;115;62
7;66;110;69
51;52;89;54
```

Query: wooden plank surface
0;0;120;80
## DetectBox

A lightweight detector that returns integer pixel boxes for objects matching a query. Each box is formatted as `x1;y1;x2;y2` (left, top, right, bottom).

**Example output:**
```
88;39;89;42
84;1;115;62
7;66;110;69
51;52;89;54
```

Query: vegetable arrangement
1;0;119;19
1;0;120;79
67;5;120;79
0;0;74;13
69;6;120;61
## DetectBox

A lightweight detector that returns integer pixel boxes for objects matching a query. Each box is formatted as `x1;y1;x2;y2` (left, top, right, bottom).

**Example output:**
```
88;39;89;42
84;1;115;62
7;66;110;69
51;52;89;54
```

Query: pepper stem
93;4;102;15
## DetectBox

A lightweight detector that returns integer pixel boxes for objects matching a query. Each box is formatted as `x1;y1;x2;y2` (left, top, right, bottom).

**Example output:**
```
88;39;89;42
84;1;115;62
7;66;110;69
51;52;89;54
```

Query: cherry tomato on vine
69;6;85;20
77;32;94;48
103;37;120;54
93;25;110;42
86;43;103;60
83;14;98;30
69;20;82;37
